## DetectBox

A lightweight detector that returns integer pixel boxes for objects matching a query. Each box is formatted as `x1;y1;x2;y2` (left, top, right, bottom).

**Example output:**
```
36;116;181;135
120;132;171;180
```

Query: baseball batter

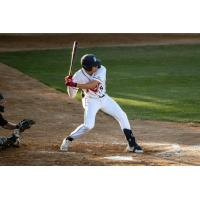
60;54;143;153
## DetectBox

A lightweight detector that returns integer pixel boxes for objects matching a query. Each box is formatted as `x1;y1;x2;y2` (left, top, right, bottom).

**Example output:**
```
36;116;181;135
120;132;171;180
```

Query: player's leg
101;95;131;130
70;97;101;138
60;98;100;151
101;95;143;153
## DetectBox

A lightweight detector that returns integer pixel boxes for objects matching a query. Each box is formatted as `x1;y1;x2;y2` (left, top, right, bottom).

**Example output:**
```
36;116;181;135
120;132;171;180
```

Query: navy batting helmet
81;54;101;70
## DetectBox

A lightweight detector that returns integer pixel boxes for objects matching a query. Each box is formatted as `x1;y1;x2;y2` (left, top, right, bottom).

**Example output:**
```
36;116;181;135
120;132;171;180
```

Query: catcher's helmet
81;54;101;70
0;93;4;100
0;93;5;112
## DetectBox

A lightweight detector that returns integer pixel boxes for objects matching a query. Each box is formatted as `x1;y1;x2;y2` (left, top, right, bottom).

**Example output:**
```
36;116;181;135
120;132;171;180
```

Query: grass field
0;44;200;122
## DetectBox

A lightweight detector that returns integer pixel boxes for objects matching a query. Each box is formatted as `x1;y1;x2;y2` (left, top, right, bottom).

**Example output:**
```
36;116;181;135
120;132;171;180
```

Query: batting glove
65;76;77;87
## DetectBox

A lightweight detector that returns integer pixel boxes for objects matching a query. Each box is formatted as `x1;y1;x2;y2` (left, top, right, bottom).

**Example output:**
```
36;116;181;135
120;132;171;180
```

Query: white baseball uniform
67;65;131;139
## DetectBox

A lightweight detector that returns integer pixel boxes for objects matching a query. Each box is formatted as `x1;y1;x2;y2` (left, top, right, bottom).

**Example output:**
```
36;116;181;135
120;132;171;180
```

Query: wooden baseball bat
68;41;78;76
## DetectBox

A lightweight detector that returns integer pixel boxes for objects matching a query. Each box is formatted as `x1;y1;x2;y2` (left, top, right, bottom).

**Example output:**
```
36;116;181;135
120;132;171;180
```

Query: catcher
0;93;35;149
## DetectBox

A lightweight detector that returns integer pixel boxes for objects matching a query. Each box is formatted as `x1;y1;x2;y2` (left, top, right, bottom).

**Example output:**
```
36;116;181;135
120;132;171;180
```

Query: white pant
69;94;131;139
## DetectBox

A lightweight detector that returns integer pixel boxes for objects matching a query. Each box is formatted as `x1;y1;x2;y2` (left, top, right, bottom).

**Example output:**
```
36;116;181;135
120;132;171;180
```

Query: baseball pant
69;94;131;139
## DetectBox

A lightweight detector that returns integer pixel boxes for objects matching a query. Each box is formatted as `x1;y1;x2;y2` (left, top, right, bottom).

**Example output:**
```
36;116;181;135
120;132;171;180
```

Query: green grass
0;44;200;122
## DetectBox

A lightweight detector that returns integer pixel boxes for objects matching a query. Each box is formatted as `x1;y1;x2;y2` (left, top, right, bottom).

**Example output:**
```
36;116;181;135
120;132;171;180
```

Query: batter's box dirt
143;143;181;155
68;143;126;154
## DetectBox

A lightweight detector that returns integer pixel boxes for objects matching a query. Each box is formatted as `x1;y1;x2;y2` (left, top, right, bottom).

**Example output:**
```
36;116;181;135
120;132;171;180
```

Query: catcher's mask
0;93;5;112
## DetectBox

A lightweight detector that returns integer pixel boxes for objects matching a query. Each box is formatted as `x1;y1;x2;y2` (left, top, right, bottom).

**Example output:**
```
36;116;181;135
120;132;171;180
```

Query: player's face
0;99;5;106
91;66;98;73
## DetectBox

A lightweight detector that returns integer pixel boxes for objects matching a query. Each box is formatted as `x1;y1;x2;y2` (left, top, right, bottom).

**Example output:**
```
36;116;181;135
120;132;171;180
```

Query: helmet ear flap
83;65;92;71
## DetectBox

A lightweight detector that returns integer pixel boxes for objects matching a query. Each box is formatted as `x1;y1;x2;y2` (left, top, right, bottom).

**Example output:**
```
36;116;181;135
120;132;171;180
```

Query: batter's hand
89;85;98;93
65;75;77;87
65;75;72;82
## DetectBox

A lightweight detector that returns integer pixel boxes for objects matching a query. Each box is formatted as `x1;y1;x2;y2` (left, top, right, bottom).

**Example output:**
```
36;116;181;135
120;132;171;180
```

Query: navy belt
99;94;105;98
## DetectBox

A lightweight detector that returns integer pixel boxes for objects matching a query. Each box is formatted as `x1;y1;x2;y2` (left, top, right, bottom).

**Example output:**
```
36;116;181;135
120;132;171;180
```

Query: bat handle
68;69;72;76
68;41;78;77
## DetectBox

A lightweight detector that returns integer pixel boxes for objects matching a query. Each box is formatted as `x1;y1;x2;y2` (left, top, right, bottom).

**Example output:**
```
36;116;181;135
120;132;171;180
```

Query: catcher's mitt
17;119;35;132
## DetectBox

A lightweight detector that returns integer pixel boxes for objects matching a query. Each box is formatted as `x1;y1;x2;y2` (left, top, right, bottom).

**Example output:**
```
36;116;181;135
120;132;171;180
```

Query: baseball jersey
68;65;106;98
0;113;8;127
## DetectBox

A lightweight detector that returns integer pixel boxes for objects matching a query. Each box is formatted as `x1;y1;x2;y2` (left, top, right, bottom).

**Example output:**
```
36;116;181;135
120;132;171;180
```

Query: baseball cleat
60;138;71;151
127;144;143;153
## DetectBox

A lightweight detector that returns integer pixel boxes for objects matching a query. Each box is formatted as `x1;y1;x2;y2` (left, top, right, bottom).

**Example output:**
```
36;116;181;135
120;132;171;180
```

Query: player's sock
123;129;137;147
66;136;74;141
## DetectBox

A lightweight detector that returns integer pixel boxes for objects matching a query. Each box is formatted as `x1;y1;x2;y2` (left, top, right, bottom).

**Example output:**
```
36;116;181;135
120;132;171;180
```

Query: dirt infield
1;34;200;165
1;62;200;165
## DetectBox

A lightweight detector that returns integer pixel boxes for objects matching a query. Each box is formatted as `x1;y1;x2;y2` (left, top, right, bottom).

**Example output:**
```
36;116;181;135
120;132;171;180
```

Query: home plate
104;156;133;161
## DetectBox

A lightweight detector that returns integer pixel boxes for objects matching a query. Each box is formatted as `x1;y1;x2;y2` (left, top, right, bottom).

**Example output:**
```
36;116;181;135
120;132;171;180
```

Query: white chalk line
154;144;181;157
182;145;200;152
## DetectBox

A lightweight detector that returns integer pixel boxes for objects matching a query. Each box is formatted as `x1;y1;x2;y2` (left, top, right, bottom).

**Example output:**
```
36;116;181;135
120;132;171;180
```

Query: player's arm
76;80;99;90
67;86;78;99
65;74;79;98
0;114;17;130
65;76;99;91
3;122;17;130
